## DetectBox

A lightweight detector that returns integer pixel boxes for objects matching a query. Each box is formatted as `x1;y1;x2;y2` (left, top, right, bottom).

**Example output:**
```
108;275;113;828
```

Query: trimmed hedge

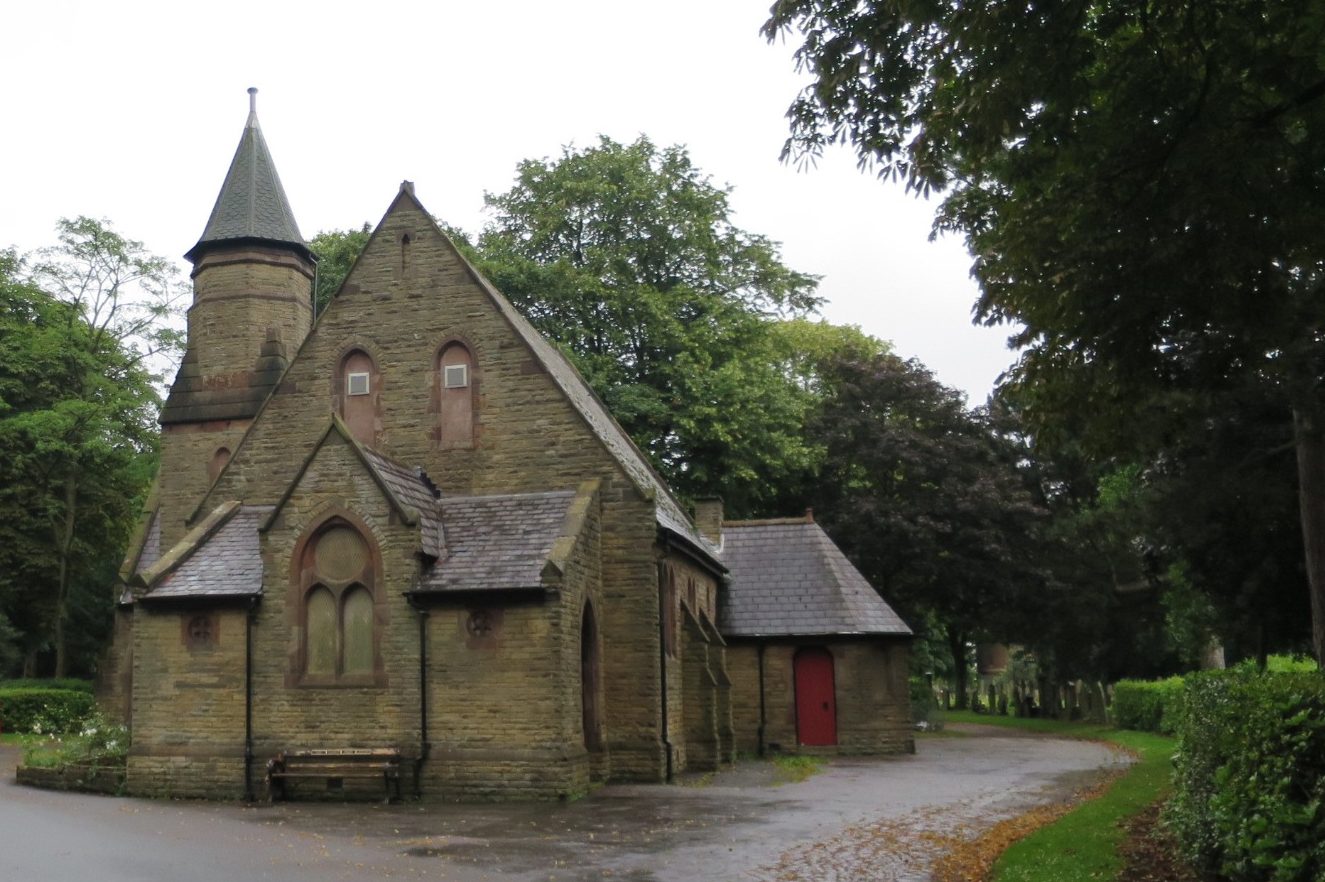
1168;670;1325;882
0;678;93;694
0;688;96;735
1111;676;1185;734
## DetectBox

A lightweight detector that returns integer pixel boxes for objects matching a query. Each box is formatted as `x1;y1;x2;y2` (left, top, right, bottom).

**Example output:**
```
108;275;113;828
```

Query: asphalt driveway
0;728;1127;882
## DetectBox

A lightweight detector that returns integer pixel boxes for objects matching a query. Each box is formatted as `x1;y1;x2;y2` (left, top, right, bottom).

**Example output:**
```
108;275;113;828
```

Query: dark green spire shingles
185;95;309;262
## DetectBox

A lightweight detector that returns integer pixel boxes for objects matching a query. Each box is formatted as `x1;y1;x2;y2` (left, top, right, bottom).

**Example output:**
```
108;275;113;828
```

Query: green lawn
939;710;1176;882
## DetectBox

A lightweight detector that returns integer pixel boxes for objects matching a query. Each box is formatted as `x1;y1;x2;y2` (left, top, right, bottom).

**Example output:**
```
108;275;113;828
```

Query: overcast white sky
1;0;1019;402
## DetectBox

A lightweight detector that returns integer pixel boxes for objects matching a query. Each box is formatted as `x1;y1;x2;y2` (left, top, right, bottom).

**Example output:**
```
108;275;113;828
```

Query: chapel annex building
102;94;914;800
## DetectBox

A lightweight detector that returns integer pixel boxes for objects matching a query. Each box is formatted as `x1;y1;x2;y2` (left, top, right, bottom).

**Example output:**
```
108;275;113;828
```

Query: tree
804;351;1047;706
0;219;175;676
477;136;824;513
310;224;372;315
767;1;1325;664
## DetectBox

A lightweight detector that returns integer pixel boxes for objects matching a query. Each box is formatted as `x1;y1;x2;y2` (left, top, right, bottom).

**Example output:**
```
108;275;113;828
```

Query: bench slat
266;749;408;803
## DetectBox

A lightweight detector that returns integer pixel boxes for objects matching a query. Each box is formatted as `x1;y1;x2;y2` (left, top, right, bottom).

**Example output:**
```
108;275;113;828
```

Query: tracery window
299;521;378;684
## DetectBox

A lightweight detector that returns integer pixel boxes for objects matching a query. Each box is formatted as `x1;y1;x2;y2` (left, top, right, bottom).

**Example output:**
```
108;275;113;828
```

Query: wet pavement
0;728;1128;881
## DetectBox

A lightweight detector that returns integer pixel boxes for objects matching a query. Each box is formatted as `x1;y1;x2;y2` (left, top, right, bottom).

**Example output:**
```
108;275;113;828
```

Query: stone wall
188;246;313;383
726;638;914;756
126;606;248;798
17;763;125;795
158;419;253;549
658;553;721;775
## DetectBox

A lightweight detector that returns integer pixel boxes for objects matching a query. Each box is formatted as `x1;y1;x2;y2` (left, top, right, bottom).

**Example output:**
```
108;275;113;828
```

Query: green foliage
771;754;823;784
993;728;1177;882
21;709;128;770
909;676;939;727
805;352;1048;703
1168;671;1325;881
0;612;20;677
1111;677;1186;734
0;678;93;693
0;687;95;735
766;0;1325;665
309;223;371;315
1228;654;1322;675
0;222;166;677
476;135;823;513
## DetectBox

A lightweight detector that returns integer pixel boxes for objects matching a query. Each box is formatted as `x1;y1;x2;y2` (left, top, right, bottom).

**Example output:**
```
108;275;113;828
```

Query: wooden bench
265;748;405;802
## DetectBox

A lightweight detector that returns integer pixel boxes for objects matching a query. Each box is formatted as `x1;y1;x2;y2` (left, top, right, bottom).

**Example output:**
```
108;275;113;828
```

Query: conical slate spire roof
185;89;310;262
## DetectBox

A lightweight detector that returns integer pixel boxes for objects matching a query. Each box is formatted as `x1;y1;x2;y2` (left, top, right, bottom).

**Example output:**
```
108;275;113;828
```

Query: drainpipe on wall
409;596;431;797
757;642;767;758
656;558;674;783
243;596;257;802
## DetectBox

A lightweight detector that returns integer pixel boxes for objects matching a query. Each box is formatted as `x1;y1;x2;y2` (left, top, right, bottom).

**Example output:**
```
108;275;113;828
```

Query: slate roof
140;505;270;602
718;519;911;638
185;90;309;262
361;447;443;558
138;510;162;572
417;490;577;594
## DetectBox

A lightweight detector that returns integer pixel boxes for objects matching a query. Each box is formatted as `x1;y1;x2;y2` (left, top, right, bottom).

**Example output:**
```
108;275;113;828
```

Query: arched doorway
794;647;837;746
581;602;601;751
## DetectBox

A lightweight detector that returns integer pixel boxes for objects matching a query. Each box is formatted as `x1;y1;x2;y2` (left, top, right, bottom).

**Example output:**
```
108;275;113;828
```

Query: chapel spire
184;87;311;263
157;90;317;547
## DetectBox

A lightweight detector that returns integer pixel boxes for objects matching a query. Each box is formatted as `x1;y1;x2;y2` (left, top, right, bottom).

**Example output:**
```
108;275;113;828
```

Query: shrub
910;676;941;728
22;710;129;770
1167;670;1325;882
1111;676;1185;734
1231;655;1320;675
0;688;96;735
0;678;94;694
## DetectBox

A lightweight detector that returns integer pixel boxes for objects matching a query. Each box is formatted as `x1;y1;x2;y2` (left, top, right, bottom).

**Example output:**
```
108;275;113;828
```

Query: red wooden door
794;648;837;746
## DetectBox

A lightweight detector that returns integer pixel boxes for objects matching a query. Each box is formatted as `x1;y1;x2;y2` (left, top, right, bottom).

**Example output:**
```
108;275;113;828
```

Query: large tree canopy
0;219;174;676
804;351;1048;705
767;0;1325;663
476;136;824;512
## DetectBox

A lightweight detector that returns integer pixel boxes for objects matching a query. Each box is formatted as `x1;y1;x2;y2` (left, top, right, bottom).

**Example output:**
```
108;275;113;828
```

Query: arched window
438;342;475;448
337;349;379;446
581;601;602;751
306;587;336;676
342;587;374;675
298;521;379;684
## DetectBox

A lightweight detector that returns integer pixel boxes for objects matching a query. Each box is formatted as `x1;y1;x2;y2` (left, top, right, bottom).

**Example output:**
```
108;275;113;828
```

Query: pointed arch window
336;349;379;446
297;520;381;685
438;342;475;448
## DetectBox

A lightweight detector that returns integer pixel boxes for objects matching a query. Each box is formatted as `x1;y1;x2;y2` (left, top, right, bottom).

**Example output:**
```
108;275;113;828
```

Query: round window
314;526;368;582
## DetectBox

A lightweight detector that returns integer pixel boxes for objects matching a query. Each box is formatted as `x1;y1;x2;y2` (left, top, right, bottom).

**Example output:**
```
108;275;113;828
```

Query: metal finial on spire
248;87;258;114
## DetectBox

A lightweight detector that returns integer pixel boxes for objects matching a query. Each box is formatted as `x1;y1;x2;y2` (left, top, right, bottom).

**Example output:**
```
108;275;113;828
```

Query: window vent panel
347;372;370;396
443;364;469;389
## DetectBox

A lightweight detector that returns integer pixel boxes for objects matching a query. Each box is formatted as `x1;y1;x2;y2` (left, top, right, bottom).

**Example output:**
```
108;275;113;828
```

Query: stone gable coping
258;416;422;533
542;479;601;581
138;505;271;603
117;479;161;584
132;500;242;591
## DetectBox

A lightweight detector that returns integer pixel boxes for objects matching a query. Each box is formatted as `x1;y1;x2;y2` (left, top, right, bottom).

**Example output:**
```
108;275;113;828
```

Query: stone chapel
102;92;914;800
